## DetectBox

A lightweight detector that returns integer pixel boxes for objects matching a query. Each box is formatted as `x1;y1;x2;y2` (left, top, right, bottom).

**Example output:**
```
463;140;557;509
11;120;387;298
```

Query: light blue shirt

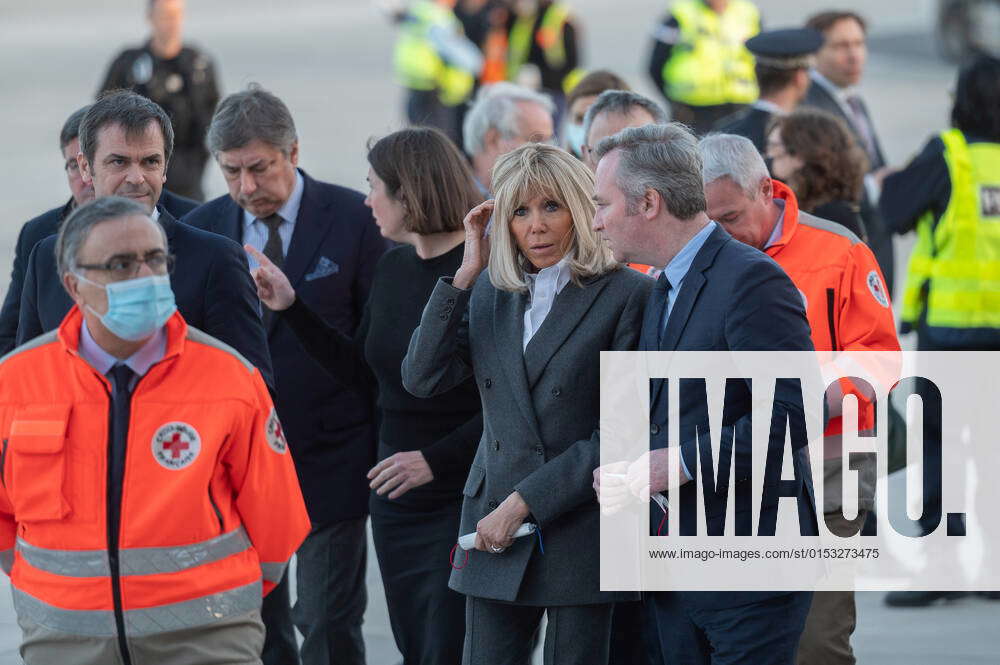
243;170;304;268
79;320;167;389
764;199;786;249
660;221;717;333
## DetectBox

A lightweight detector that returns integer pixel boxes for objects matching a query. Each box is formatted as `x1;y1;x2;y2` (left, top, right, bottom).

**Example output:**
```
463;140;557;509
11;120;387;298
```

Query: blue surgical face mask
75;273;177;341
564;122;587;159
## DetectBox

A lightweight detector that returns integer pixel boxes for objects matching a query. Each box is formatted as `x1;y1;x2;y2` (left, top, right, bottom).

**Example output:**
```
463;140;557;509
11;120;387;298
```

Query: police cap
745;28;824;69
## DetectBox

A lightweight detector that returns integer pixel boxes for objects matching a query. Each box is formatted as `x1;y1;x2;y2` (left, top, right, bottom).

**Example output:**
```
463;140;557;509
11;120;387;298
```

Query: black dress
282;242;481;665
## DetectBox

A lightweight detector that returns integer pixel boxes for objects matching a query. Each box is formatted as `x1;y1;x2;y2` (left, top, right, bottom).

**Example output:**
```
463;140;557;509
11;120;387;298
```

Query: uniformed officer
714;28;823;153
98;0;220;201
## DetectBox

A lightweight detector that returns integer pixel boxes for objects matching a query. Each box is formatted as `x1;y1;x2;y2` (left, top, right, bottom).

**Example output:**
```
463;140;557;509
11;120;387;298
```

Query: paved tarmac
1;0;998;662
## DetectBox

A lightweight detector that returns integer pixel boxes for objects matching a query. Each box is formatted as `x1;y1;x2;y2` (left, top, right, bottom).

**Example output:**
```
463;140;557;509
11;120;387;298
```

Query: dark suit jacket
714;106;773;152
16;208;273;392
0;191;199;355
183;170;388;524
643;224;817;610
403;267;652;605
803;78;895;291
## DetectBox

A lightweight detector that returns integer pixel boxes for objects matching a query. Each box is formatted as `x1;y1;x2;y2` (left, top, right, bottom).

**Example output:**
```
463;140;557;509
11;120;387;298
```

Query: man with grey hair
462;82;555;194
17;91;273;387
184;85;387;665
0;196;310;665
592;124;817;665
580;89;667;172
700;133;898;665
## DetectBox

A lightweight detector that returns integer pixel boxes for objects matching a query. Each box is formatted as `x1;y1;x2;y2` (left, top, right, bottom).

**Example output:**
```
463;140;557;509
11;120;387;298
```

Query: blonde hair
488;143;618;292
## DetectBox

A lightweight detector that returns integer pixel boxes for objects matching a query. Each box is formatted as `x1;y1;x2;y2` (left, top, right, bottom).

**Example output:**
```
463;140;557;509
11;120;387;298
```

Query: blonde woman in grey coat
402;143;652;665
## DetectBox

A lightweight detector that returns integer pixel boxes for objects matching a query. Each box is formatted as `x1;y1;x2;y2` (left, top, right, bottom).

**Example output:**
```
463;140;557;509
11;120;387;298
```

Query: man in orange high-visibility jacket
0;196;310;665
701;134;899;665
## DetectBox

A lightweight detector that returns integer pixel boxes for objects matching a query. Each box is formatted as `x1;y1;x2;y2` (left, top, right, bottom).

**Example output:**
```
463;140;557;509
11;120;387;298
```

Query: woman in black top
248;127;483;665
765;108;869;241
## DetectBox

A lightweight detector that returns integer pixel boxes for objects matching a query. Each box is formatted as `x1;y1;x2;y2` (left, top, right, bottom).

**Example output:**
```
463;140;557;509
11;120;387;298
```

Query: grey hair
462;82;555;156
60;105;91;151
206;84;298;155
582;90;668;146
698;133;770;198
56;196;163;278
594;123;706;220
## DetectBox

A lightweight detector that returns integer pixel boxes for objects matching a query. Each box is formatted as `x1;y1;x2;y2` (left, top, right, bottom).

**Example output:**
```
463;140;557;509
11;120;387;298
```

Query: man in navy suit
184;86;387;665
0;104;199;355
592;123;816;664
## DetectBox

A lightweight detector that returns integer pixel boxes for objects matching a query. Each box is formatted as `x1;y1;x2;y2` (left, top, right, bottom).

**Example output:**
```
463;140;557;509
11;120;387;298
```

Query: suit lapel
283;171;335;289
221;199;243;243
493;287;544;444
523;275;608;388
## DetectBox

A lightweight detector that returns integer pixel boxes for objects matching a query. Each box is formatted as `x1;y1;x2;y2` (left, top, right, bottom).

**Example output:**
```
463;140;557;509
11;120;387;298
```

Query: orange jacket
766;181;900;435
0;308;309;638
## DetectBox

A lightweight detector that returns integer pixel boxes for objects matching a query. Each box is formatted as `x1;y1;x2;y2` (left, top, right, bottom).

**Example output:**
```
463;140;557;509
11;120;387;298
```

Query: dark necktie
845;95;877;162
106;363;134;647
657;272;673;348
259;213;285;270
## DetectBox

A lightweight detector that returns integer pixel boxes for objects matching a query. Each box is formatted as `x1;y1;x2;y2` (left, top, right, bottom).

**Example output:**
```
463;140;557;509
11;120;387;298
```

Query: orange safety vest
765;181;900;436
0;308;310;641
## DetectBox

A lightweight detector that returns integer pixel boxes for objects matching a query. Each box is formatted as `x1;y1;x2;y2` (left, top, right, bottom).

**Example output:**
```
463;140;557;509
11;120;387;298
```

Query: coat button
534;445;544;455
551;387;561;397
493;439;500;451
488;500;499;510
650;423;660;435
484;378;492;389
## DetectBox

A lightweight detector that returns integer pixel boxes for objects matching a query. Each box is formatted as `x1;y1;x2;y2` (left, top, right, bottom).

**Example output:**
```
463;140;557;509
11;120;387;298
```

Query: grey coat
402;266;652;606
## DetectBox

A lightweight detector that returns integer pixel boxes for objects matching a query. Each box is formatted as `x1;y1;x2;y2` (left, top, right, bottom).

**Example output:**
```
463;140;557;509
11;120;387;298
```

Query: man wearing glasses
0;195;310;665
14;90;273;388
0;105;199;356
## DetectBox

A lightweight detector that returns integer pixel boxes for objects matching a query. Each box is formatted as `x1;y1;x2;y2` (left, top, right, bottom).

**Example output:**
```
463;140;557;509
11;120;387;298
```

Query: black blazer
183;170;389;524
643;224;817;610
714;105;773;153
16;208;273;391
0;191;199;356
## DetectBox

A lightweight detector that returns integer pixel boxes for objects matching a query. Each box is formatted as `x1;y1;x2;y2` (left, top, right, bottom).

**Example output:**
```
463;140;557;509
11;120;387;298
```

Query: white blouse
522;258;572;350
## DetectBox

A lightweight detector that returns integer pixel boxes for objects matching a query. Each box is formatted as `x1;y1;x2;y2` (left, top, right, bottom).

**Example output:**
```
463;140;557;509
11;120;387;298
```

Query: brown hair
367;127;482;235
805;10;867;35
768;108;868;212
565;70;630;111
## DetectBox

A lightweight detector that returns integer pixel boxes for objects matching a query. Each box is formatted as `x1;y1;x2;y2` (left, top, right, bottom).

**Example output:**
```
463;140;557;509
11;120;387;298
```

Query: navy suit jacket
643;224;817;610
183;169;389;524
0;190;199;355
15;208;273;392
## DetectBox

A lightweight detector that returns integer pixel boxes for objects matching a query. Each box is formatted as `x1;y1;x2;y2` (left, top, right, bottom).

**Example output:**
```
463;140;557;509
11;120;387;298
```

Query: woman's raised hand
245;245;297;311
453;199;495;290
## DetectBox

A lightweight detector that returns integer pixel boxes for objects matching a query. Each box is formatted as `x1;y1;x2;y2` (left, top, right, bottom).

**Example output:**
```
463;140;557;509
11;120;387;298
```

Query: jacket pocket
462;465;485;498
8;405;71;522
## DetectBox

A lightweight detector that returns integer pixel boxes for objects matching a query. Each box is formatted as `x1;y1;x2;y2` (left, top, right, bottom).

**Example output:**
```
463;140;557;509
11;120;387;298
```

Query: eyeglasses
76;253;176;280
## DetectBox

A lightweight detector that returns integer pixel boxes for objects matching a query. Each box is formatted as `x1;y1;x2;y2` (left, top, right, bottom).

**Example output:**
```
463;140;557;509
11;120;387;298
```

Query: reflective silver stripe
260;561;287;584
0;330;59;365
120;527;252;576
798;211;862;245
16;526;251;578
12;580;261;637
0;548;13;575
186;326;256;373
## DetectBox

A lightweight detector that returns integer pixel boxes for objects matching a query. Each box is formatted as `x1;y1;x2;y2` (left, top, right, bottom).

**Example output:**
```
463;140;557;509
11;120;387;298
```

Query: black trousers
261;571;299;665
462;596;614;665
371;494;465;665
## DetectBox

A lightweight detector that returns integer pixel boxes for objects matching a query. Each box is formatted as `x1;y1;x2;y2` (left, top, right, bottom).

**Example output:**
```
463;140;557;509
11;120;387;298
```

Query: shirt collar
764;199;786;249
150;207;160;222
810;69;856;101
525;257;572;298
662;221;716;288
752;99;787;116
79;318;167;378
243;169;305;228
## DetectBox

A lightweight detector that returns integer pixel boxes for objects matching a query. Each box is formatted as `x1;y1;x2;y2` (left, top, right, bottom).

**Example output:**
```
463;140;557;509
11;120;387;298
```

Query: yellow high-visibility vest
508;2;584;93
901;129;1000;332
394;1;474;106
660;0;760;106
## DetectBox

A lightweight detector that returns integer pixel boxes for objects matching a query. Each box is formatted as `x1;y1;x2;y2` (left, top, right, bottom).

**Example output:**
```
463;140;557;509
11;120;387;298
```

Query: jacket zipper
0;438;7;489
208;486;225;534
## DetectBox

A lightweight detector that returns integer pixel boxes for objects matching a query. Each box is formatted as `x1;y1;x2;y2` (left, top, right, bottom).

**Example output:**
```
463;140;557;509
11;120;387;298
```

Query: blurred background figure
802;10;895;293
562;70;629;159
391;0;482;146
647;0;760;134
581;90;667;172
506;0;584;121
462;81;554;194
715;27;823;152
98;0;220;201
766;108;869;239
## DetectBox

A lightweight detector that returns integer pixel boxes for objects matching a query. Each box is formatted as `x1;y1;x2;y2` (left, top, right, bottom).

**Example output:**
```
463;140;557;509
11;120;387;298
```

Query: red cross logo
164;432;190;459
266;409;288;454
